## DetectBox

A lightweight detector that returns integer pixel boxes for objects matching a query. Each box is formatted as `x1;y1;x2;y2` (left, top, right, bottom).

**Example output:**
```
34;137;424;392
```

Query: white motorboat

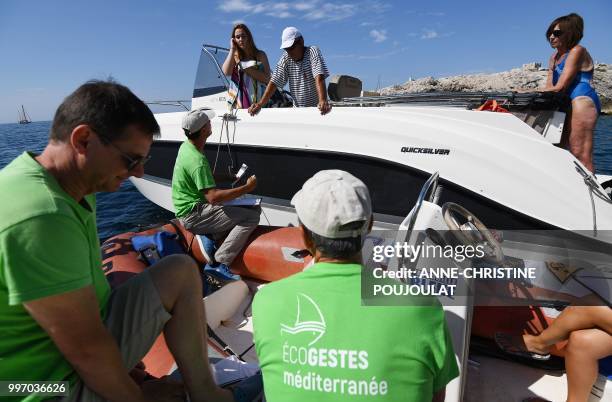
125;43;612;402
133;44;612;240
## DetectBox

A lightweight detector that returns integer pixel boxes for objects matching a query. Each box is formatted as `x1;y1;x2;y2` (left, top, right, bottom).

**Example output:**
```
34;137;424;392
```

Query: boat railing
331;91;570;111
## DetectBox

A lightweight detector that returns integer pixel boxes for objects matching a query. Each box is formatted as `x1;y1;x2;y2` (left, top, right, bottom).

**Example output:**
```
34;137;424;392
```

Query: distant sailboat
18;105;32;124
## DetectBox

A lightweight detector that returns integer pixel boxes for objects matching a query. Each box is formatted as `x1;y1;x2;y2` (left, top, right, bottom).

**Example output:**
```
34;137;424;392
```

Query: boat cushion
204;280;250;330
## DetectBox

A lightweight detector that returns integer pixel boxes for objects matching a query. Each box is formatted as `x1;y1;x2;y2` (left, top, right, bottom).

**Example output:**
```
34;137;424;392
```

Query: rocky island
380;63;611;114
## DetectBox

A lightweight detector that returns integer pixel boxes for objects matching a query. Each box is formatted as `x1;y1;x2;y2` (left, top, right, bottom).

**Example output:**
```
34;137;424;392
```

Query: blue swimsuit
553;51;601;113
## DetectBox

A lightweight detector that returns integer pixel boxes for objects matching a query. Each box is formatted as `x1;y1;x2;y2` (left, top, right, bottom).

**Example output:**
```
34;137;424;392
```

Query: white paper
211;355;260;386
222;198;261;207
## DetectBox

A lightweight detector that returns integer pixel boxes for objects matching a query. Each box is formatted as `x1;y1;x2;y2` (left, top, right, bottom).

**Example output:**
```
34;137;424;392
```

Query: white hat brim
280;38;296;49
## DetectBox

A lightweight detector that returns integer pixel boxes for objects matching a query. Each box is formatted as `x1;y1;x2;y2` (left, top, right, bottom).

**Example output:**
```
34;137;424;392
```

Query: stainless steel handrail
390;171;440;275
403;171;440;235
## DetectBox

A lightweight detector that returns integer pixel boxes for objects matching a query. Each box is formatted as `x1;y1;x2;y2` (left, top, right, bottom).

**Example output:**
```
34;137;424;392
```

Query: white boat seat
204;280;249;330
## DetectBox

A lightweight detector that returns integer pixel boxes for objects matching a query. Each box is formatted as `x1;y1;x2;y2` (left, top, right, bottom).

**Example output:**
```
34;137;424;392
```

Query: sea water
0;121;174;240
0;117;611;240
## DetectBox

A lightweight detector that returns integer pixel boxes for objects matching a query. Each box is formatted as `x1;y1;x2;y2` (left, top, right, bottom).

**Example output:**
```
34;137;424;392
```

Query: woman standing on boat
222;24;271;109
545;13;600;173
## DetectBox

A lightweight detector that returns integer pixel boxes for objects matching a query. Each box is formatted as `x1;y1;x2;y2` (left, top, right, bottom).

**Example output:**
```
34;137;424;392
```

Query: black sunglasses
551;29;563;38
97;133;151;171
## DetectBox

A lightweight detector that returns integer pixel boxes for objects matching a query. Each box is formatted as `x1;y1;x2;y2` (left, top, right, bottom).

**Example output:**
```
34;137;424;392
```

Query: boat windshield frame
192;44;231;99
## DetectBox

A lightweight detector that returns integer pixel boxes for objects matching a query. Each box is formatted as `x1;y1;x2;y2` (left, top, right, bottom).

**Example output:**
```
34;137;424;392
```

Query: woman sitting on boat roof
222;23;271;109
544;13;600;173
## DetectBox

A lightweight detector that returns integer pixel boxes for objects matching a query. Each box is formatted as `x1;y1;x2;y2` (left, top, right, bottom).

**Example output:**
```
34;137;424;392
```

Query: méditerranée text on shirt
281;343;388;397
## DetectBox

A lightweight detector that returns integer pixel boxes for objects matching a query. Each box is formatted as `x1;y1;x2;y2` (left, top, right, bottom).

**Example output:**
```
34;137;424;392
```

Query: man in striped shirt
248;27;332;115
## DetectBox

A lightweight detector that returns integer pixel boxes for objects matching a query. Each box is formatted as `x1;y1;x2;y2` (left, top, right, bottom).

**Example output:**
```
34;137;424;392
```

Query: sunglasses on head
96;132;151;171
551;29;563;38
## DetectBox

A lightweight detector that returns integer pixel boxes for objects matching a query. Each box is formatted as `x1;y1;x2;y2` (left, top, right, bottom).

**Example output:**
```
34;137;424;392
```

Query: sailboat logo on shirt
280;293;327;346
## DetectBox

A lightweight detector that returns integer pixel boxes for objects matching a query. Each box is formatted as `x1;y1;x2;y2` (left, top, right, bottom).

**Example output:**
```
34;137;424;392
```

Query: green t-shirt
171;141;216;217
252;262;459;402
0;152;111;401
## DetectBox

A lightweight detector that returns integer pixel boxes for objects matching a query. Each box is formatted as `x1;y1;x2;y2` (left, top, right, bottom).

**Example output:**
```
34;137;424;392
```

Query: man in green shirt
252;170;459;401
0;81;233;402
171;108;259;282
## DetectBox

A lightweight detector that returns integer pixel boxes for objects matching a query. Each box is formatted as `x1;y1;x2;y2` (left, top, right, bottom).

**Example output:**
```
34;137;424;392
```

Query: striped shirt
270;46;329;107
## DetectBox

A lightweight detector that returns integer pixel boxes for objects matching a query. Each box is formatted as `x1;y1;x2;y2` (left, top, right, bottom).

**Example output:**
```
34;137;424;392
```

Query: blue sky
1;0;610;124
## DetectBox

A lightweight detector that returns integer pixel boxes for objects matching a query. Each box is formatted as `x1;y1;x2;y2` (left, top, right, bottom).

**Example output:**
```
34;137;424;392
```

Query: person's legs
523;305;612;355
147;254;234;402
64;259;182;402
182;203;231;235
565;328;612;402
182;204;261;266
568;97;598;173
213;206;261;266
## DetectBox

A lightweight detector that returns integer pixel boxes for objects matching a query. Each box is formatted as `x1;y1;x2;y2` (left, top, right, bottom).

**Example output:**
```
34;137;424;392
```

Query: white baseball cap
181;108;216;134
291;170;372;239
280;26;302;49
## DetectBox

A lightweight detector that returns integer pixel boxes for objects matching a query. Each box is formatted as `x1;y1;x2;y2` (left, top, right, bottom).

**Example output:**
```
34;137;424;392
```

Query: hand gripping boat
103;173;612;401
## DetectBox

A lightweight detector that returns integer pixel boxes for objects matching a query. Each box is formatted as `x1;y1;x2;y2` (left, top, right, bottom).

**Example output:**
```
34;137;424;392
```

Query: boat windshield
193;44;230;99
